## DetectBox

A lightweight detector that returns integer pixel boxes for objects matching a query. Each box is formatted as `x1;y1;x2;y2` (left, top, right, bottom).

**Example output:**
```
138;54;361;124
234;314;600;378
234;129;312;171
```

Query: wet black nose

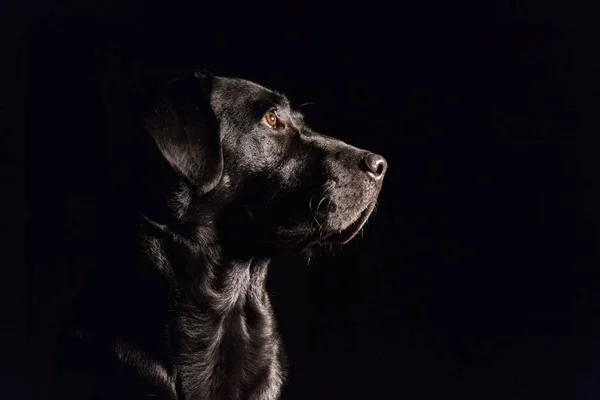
361;152;387;180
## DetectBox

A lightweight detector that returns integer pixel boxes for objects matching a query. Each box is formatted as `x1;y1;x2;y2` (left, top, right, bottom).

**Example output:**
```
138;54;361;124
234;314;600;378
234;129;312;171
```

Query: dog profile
59;71;387;399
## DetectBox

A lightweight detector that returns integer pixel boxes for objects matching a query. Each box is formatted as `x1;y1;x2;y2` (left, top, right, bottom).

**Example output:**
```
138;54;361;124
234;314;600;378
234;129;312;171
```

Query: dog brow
268;92;290;109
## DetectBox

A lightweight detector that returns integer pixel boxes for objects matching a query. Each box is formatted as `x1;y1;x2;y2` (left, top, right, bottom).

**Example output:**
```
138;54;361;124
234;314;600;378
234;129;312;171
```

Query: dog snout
361;152;387;180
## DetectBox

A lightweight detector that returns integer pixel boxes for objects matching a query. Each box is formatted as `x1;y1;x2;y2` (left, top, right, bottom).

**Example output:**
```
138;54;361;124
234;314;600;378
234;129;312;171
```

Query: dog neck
139;216;285;400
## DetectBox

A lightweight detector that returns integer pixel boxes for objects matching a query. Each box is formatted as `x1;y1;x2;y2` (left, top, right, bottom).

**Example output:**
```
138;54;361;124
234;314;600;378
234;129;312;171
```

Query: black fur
58;72;387;399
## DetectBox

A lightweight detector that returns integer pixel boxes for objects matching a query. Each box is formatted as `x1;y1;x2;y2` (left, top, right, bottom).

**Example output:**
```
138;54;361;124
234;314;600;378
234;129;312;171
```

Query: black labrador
59;71;387;400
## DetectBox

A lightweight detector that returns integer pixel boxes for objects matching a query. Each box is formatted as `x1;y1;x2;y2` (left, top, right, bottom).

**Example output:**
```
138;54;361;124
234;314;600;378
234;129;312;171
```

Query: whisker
316;197;327;213
309;196;324;228
298;102;316;109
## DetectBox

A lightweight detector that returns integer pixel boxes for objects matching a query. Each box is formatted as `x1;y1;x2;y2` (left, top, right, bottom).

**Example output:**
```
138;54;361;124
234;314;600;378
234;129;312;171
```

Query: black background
6;1;600;399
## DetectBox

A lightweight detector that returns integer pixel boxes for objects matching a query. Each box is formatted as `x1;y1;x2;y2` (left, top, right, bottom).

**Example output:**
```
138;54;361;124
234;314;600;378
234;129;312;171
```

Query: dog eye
263;109;278;128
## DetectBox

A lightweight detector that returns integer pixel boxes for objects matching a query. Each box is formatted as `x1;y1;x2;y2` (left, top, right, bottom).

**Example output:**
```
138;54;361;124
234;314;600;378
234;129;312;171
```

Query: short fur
58;71;387;399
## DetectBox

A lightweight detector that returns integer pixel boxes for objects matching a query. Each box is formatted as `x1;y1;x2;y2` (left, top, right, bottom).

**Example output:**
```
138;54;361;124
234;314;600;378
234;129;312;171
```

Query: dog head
145;71;387;253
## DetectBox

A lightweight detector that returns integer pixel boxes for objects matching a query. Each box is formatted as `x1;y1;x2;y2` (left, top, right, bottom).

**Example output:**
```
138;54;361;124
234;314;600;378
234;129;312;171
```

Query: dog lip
322;204;374;245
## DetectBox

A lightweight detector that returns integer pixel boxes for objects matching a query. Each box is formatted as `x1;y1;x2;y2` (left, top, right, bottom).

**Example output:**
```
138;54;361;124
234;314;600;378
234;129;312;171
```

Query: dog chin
321;202;375;245
273;200;377;250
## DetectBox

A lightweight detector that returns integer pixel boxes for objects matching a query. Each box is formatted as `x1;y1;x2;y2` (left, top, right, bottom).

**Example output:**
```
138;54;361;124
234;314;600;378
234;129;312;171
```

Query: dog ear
144;70;223;195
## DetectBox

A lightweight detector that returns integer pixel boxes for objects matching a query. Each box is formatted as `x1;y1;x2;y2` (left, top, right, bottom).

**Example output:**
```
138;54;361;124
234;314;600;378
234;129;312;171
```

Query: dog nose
361;152;387;180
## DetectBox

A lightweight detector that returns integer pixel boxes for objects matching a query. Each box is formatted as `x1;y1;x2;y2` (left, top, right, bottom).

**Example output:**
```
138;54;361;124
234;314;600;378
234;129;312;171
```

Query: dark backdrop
6;1;600;399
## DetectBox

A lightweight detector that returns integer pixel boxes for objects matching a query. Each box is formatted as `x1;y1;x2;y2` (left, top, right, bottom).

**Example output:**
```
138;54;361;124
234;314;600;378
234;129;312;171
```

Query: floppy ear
144;70;223;195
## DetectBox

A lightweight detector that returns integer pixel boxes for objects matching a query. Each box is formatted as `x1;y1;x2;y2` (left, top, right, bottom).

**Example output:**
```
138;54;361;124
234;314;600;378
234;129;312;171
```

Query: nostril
362;152;387;179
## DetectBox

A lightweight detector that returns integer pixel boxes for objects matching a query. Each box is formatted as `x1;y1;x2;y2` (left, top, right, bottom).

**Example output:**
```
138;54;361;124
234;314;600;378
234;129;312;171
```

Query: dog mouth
321;203;375;245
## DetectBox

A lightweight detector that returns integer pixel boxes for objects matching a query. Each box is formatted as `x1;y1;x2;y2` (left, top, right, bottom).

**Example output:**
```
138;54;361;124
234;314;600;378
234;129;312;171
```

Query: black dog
59;71;387;399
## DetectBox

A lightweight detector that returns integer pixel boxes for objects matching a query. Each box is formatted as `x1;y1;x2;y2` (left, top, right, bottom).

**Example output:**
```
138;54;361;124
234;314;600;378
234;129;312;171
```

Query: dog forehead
212;76;290;109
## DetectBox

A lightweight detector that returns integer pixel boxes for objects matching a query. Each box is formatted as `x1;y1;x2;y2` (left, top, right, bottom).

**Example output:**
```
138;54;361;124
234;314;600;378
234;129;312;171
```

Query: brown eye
264;109;278;128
